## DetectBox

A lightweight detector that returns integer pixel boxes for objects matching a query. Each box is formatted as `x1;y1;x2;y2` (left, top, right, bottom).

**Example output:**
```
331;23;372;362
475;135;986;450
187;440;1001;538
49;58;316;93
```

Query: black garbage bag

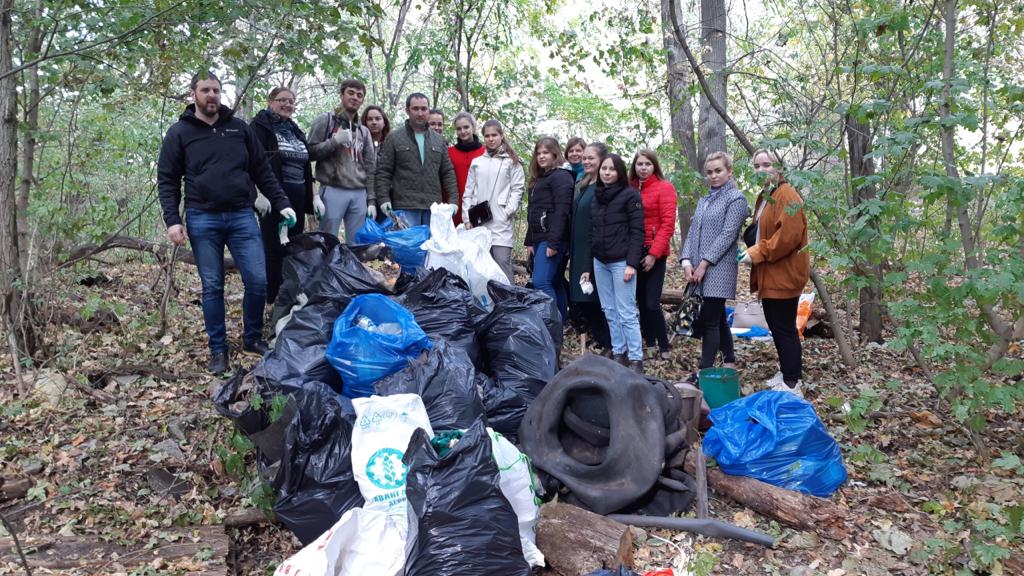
395;268;487;365
308;243;390;305
272;381;363;545
487;280;563;349
271;233;340;326
477;283;557;439
518;354;690;515
375;340;485;431
403;418;529;576
256;300;344;393
477;374;545;444
211;371;297;465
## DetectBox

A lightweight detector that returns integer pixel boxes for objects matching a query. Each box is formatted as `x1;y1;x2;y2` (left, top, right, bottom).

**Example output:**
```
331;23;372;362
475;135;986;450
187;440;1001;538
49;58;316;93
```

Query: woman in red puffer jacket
630;149;678;360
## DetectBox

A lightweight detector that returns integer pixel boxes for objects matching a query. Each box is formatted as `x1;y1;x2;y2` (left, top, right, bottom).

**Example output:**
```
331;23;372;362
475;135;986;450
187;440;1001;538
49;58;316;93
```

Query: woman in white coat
462;119;526;282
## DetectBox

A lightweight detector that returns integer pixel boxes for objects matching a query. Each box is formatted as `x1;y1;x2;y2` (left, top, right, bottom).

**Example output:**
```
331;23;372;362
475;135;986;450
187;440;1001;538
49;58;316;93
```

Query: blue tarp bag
703;391;847;497
354;212;430;272
326;294;432;398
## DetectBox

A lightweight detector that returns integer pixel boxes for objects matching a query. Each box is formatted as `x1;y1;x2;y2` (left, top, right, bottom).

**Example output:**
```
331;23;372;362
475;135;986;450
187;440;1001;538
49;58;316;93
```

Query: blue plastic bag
703;391;847;497
354;213;430;272
326;294;432;398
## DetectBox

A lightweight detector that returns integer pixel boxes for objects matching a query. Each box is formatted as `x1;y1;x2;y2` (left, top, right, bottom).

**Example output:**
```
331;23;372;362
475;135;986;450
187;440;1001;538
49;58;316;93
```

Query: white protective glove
332;128;353;147
254;193;271;217
280;207;297;228
313;195;326;220
278;207;297;246
380;202;394;217
366;205;377;220
738;250;752;265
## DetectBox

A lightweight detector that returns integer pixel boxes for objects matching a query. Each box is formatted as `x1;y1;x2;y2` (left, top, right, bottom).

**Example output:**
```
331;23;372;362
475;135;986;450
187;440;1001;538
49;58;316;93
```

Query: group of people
158;71;810;397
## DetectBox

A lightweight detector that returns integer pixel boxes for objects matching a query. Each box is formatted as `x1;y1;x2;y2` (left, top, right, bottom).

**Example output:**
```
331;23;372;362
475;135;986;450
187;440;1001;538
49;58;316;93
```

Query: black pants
698;297;734;369
638;256;670;351
762;297;802;383
570;299;611;350
260;180;307;306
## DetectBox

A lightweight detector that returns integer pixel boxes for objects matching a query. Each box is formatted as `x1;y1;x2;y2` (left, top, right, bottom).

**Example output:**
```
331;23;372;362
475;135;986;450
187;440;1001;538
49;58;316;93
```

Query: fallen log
223;507;270;528
685;452;847;540
0;477;31;501
536;502;633;576
0;524;228;571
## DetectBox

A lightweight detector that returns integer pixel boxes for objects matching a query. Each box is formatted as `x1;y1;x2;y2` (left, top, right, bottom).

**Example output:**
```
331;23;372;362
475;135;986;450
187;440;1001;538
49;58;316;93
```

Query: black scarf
454;135;483;152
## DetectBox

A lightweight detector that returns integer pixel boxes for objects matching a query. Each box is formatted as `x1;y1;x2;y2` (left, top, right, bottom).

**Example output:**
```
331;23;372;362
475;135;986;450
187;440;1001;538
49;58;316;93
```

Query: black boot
208;350;230;375
612;353;628;367
243;339;271;356
630;359;644;374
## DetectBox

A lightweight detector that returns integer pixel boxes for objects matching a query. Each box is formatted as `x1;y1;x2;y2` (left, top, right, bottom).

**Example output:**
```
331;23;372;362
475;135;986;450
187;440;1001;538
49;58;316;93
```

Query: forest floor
1;254;1022;575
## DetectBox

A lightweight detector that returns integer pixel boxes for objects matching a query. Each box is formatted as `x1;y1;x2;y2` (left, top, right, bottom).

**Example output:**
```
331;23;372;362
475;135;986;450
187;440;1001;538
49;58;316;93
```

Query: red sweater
631;174;677;259
448;144;485;225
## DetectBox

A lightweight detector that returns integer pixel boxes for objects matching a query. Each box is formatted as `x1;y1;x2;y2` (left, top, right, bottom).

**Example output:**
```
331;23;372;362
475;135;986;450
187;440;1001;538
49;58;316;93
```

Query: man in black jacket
158;71;295;374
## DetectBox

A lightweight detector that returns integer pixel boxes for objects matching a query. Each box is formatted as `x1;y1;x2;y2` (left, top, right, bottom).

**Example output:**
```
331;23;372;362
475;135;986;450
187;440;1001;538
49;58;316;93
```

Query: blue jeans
593;259;642;361
532;241;568;324
396;208;431;227
186;208;267;353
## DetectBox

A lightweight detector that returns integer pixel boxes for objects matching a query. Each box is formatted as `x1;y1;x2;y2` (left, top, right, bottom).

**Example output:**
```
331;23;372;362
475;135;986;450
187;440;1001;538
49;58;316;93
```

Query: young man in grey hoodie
307;79;376;243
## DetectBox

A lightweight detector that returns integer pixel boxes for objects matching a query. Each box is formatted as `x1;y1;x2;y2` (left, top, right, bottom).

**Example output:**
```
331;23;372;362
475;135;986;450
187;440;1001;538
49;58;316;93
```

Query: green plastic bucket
699;367;741;409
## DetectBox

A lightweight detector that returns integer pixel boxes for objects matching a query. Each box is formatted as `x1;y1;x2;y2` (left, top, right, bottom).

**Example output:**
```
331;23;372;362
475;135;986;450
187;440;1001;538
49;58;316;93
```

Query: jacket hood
181;103;235;126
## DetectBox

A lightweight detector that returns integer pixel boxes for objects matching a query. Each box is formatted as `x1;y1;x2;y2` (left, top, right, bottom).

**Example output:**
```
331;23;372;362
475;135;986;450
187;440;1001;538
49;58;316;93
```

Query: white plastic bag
351;394;433;512
273;507;405;576
422;203;509;308
488;428;545;567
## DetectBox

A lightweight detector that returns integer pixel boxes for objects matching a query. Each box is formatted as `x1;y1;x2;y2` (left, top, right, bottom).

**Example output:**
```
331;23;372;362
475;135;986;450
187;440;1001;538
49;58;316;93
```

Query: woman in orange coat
629;149;677;360
739;149;811;396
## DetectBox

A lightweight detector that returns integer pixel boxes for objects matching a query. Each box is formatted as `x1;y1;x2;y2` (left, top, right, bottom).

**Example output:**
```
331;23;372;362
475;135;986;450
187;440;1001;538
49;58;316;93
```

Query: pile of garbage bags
212;225;555;574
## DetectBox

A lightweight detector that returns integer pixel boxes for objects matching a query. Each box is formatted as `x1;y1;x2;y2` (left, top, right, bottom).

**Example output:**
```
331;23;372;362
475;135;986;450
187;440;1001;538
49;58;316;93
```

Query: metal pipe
606;514;776;548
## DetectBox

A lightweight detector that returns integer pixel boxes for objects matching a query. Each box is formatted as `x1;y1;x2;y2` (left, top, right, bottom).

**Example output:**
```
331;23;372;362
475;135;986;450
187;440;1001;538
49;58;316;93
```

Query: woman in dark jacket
569;142;611;352
525;137;574;324
249;87;322;305
580;154;645;372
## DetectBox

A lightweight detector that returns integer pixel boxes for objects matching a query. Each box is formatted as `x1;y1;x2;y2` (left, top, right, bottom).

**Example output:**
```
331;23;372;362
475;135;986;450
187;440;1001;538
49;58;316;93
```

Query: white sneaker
764;371;784;388
770;378;804;398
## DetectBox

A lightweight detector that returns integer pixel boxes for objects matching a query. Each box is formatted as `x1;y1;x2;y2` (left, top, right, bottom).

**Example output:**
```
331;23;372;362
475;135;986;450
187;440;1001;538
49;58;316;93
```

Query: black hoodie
590;181;645;268
158;104;290;227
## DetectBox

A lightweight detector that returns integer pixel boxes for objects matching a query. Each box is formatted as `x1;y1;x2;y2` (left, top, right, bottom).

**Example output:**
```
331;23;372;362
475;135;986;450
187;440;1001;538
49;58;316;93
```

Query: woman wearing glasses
249;87;322;305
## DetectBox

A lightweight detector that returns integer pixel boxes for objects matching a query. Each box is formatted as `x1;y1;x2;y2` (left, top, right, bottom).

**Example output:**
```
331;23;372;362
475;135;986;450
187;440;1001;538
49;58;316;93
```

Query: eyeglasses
272;97;295;105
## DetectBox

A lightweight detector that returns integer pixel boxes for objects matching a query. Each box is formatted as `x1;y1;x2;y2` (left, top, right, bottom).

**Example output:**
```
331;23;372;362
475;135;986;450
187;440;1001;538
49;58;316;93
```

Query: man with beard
374;93;457;227
307;78;377;243
158;71;295;374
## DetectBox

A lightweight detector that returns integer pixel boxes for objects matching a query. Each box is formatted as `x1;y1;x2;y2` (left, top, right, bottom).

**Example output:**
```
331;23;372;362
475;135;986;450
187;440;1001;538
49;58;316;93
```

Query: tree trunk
0;0;36;364
17;0;43;274
696;0;727;164
845;113;884;343
662;0;700;247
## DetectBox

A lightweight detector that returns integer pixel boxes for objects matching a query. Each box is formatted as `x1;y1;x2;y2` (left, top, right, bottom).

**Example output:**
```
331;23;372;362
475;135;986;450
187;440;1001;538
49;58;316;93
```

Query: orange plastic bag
796;293;815;338
643;570;674;576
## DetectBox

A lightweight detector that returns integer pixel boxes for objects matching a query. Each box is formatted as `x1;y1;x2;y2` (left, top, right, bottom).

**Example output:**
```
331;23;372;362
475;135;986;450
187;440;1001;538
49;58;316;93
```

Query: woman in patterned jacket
680;151;750;373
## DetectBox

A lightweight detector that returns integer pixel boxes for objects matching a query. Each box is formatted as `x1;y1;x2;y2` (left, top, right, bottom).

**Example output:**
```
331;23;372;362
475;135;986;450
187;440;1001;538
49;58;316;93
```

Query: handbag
674;282;704;337
732;300;768;330
468;200;493;226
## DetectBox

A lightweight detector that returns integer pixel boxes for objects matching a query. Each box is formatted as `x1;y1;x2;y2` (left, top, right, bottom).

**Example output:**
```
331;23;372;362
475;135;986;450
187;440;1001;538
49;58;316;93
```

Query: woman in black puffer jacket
580;154;645;373
525;136;575;324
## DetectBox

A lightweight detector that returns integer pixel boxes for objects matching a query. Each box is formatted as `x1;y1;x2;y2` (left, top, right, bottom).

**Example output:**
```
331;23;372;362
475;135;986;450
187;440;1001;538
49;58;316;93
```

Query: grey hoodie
307;110;377;199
